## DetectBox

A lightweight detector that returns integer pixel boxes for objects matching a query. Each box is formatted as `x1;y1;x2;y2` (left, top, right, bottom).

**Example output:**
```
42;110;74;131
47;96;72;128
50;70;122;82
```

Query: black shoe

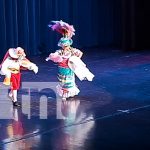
13;101;21;107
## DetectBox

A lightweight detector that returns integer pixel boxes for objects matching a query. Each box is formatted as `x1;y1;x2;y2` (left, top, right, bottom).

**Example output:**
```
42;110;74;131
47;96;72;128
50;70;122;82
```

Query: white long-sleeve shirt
1;57;38;77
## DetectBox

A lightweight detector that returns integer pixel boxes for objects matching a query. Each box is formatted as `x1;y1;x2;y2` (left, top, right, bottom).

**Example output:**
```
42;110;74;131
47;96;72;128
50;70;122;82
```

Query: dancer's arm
46;50;63;63
20;58;38;74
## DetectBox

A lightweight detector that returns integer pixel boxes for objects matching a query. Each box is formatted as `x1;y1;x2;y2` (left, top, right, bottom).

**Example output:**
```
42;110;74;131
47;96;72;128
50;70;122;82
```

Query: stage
0;49;150;150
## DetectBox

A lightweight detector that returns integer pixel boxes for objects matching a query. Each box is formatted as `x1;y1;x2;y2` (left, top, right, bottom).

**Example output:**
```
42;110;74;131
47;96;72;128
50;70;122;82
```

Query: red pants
10;73;21;90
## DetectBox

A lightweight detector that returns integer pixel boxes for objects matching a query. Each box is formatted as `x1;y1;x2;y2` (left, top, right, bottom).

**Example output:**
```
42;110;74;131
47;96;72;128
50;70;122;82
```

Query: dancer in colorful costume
46;20;94;100
0;47;38;107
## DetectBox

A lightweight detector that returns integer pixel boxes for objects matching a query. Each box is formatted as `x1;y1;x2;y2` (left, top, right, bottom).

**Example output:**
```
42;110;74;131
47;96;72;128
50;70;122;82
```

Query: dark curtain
0;0;122;57
121;0;150;51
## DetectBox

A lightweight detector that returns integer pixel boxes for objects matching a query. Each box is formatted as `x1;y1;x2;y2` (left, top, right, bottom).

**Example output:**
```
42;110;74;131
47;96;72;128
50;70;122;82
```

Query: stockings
9;90;18;102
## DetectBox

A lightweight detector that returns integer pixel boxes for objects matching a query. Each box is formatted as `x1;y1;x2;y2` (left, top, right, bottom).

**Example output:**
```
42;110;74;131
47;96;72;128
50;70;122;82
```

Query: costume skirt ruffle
57;66;80;98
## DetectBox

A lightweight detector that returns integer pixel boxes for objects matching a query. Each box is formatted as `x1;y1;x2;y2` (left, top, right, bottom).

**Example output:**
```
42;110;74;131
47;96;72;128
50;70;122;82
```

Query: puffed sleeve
1;58;12;85
47;50;63;63
0;58;11;78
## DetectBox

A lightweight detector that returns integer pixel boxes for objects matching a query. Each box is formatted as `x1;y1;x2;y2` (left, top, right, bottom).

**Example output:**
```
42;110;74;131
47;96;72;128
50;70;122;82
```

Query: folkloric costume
0;47;38;106
46;20;94;99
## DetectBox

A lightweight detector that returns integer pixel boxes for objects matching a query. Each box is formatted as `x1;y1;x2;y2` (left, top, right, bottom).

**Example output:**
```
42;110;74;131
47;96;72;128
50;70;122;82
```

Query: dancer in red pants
0;47;38;107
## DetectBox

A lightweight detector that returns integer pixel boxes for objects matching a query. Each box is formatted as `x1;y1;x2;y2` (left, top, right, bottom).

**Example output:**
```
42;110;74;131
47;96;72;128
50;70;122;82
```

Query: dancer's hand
45;57;50;61
33;65;38;74
28;63;38;74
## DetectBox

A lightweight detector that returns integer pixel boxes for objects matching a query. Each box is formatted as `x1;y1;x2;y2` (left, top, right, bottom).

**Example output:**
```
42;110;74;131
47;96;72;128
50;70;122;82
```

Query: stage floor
0;49;150;150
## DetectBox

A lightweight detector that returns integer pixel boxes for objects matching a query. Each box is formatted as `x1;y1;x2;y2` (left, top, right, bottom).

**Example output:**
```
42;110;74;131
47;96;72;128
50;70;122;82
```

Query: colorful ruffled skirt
57;66;80;98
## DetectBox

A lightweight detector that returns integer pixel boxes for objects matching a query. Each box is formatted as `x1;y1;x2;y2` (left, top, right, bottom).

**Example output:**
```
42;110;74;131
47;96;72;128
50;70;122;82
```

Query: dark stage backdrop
0;0;122;57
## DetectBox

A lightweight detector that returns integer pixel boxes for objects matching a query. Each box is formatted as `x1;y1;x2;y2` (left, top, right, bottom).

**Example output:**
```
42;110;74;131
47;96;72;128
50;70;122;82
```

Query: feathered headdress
48;20;75;38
